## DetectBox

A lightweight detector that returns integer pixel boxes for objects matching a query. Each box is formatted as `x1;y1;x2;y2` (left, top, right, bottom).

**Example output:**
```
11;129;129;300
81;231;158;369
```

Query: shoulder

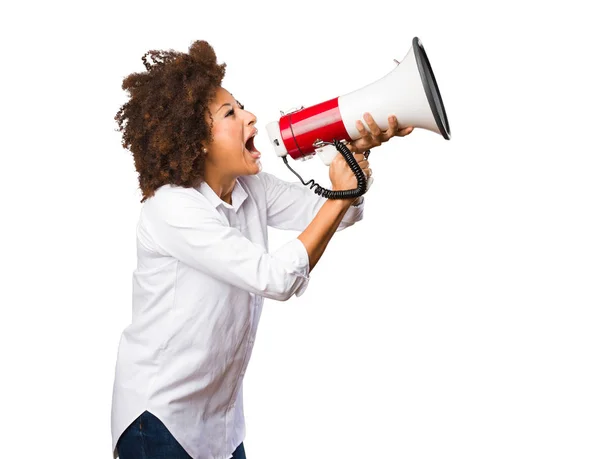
142;184;216;222
149;184;210;206
242;171;297;192
240;171;278;188
238;171;287;197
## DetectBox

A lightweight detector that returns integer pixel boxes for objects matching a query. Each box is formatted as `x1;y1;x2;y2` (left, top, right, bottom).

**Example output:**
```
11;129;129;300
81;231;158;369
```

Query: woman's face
204;87;261;178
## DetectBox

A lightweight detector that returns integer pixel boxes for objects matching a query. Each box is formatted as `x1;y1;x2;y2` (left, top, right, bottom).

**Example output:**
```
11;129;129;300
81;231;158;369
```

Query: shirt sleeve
142;189;310;301
258;171;364;232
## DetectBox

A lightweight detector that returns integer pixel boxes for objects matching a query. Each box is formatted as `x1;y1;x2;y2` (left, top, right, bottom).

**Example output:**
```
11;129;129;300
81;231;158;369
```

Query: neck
203;169;236;205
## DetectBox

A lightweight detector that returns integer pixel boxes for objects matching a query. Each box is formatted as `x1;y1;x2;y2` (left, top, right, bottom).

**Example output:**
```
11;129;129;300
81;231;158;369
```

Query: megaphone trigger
315;145;339;166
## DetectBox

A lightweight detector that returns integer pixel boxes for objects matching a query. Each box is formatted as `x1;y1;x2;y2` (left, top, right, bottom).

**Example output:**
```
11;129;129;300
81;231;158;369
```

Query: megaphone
266;37;450;199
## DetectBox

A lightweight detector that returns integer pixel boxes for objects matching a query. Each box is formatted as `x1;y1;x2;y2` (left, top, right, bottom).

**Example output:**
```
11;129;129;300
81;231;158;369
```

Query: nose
246;110;257;127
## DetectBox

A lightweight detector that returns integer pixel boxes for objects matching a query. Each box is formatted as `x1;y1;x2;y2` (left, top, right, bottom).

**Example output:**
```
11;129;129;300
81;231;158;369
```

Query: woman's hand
347;112;414;154
329;151;370;197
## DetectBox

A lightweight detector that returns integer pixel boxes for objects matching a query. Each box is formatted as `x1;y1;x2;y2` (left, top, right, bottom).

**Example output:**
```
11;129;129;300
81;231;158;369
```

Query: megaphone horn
266;37;451;166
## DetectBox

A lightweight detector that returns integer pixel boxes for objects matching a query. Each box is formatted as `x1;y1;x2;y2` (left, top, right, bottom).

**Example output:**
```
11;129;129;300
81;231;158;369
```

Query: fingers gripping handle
316;145;374;192
281;140;369;199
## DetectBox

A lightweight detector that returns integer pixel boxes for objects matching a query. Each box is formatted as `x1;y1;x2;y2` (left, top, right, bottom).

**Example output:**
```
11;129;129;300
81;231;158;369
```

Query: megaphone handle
281;139;368;199
317;146;374;191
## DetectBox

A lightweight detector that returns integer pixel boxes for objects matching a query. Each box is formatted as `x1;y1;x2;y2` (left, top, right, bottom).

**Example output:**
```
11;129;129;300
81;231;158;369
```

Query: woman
111;40;413;459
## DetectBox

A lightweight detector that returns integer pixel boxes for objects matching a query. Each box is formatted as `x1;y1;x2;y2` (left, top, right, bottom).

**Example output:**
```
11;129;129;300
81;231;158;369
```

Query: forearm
298;198;353;272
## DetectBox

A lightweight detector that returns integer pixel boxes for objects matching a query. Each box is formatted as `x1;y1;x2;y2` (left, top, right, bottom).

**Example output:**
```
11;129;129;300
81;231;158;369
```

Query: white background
1;0;599;458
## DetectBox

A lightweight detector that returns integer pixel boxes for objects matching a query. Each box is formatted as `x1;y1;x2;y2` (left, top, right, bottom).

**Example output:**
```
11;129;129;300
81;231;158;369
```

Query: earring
202;148;208;154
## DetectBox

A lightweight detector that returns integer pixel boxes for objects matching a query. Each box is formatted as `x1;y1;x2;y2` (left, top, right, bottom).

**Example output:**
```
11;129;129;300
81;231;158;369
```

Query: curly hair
115;40;226;201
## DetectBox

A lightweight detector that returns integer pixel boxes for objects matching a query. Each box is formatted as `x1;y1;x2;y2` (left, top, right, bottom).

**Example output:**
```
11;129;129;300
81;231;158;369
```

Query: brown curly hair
115;40;226;201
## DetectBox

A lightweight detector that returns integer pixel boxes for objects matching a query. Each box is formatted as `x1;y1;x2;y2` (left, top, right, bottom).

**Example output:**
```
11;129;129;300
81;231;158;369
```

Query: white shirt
111;171;364;459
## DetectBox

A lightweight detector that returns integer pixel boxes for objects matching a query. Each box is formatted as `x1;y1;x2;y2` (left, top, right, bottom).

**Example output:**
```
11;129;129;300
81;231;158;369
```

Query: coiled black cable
282;139;367;199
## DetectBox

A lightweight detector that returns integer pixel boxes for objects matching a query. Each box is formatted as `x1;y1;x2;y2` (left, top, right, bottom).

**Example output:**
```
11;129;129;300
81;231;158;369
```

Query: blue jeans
117;411;246;459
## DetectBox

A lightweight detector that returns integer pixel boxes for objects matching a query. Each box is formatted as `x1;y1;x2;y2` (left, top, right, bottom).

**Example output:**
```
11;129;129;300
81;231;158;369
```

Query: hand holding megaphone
351;112;415;157
322;112;414;194
329;148;372;200
266;37;450;200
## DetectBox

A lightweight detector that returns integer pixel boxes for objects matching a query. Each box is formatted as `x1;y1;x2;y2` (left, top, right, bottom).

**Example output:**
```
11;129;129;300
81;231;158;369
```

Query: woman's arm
259;171;364;232
297;198;353;272
296;149;368;272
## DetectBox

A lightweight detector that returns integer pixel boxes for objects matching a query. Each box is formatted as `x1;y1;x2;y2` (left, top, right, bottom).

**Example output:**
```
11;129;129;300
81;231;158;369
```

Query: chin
247;161;262;175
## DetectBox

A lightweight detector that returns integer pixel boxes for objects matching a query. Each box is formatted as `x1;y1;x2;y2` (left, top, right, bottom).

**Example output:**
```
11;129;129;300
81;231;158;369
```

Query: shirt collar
197;179;248;212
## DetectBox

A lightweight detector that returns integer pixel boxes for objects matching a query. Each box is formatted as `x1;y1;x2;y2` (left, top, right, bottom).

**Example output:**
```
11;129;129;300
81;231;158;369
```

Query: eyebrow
216;103;233;114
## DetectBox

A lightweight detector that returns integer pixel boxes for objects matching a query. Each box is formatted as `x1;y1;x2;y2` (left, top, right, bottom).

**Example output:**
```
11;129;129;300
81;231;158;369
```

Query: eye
236;100;244;110
225;108;235;117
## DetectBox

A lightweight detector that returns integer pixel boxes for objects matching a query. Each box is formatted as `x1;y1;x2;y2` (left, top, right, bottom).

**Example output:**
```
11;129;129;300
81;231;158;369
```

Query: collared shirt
111;171;364;459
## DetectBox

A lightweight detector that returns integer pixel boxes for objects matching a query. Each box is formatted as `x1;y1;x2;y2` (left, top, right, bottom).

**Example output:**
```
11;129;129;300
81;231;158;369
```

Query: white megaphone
266;36;450;177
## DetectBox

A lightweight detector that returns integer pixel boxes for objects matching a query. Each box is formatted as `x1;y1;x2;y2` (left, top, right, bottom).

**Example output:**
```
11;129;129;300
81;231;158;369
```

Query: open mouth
245;132;261;159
